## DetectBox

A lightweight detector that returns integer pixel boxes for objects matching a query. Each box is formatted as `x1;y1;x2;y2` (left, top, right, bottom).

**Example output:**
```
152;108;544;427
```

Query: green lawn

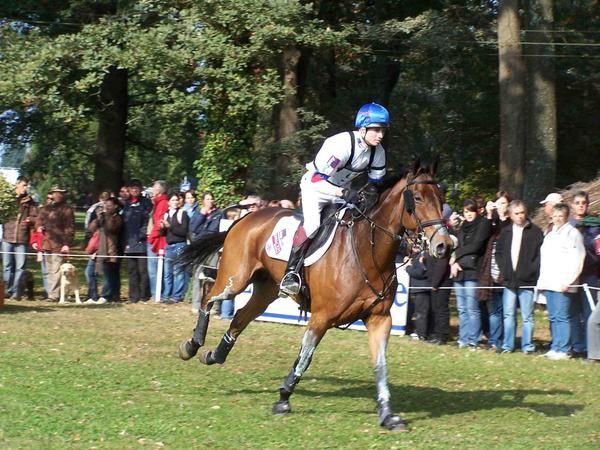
1;300;598;449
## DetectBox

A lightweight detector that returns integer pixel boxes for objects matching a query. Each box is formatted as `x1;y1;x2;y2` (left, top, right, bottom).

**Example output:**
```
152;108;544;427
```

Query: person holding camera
450;198;492;349
88;196;123;303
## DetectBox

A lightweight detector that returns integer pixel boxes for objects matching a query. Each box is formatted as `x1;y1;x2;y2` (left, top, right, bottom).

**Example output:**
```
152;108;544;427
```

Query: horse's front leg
272;321;327;415
365;313;409;432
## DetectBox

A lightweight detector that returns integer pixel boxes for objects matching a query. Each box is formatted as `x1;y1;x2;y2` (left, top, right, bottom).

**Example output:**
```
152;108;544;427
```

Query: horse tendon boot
199;331;236;365
178;308;210;360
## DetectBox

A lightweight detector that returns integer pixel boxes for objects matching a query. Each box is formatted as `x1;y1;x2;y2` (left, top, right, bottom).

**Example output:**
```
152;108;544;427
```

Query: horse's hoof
272;400;292;415
178;339;200;361
199;350;217;365
382;415;409;432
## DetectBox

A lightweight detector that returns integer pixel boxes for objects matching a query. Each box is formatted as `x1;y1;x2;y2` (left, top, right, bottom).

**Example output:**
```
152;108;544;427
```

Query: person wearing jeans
536;203;585;360
501;288;535;353
495;200;543;354
160;193;189;303
450;199;491;348
2;176;37;299
146;180;169;300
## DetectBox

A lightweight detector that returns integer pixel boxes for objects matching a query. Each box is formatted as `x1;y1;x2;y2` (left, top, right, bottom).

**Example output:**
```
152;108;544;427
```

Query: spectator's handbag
85;231;100;255
458;254;478;270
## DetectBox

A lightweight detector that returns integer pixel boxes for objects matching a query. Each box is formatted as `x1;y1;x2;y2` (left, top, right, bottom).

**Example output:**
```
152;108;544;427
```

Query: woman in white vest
279;102;390;297
537;203;585;360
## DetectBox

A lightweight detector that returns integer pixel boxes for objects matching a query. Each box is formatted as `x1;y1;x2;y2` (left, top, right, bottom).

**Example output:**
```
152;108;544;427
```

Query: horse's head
400;157;453;259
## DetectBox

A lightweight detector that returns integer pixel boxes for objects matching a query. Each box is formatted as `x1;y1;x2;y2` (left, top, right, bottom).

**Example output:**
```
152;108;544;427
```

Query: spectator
161;192;189;303
587;296;600;364
268;199;281;207
478;191;512;350
122;179;153;303
537;203;586;360
495;200;543;354
189;192;224;314
239;195;262;216
88;197;123;303
34;185;75;302
183;190;198;219
406;248;452;345
118;186;130;204
569;191;600;357
84;191;111;302
2;176;38;300
438;182;453;223
30;193;54;298
280;199;296;209
540;192;563;234
450;199;491;349
147;180;169;301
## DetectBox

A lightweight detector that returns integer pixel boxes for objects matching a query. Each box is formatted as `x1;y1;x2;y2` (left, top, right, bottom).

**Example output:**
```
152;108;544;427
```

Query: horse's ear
432;154;440;176
411;156;421;175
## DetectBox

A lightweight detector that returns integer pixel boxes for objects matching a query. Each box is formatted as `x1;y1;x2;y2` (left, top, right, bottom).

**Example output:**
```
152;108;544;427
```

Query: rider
279;102;390;297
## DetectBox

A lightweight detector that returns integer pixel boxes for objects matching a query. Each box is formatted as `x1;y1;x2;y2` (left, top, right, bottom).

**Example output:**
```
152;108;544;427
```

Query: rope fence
0;250;597;310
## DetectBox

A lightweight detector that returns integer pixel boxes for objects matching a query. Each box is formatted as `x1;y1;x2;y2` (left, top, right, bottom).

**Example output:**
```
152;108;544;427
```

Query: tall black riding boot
279;238;312;297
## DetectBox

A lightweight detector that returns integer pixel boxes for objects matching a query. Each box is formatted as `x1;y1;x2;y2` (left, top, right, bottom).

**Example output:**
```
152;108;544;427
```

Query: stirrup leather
279;271;302;297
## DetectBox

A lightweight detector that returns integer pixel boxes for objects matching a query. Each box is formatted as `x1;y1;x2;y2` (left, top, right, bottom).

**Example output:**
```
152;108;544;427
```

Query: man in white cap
540;192;564;235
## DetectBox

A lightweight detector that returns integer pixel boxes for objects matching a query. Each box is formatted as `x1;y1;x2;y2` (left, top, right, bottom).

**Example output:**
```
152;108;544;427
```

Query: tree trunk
95;66;128;194
498;0;527;199
523;0;557;205
272;46;303;200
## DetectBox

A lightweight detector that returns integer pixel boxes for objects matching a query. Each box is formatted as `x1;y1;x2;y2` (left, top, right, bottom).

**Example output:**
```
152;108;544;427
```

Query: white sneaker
191;308;199;314
542;350;557;358
546;351;571;361
96;297;108;305
84;299;97;305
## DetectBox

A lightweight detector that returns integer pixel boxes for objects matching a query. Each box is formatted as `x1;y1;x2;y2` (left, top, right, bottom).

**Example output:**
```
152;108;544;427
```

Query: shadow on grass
236;377;581;419
0;301;126;314
0;303;57;314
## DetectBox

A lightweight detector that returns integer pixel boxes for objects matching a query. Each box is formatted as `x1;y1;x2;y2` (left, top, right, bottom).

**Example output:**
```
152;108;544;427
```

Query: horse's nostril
435;243;447;257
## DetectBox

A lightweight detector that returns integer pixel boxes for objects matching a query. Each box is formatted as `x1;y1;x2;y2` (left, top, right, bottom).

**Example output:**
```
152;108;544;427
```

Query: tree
523;0;557;204
497;0;526;199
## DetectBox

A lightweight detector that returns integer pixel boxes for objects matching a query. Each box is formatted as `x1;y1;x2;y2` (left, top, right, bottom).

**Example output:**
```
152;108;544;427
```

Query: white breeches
300;173;345;238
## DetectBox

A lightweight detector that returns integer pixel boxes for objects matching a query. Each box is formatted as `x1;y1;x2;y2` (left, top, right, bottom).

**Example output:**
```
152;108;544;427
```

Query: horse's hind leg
272;318;328;415
179;258;253;361
199;278;279;365
365;313;408;432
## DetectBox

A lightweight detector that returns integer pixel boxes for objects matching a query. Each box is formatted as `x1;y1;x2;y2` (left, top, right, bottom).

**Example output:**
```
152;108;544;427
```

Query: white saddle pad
265;210;346;267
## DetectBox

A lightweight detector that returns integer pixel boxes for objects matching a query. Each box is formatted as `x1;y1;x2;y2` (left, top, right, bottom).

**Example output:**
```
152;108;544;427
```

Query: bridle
335;174;449;327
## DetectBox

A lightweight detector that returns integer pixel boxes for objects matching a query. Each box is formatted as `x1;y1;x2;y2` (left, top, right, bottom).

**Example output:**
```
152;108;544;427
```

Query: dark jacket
189;208;223;241
90;212;123;264
121;196;153;254
2;194;38;244
164;209;189;245
452;215;491;281
35;200;75;252
407;252;451;293
574;217;600;278
495;220;544;289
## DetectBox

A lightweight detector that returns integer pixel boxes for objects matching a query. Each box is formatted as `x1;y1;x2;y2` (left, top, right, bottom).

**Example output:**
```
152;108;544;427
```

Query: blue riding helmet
354;103;390;129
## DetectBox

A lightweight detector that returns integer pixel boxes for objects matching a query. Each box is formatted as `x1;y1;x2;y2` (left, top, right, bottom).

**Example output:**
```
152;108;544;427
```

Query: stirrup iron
279;272;302;297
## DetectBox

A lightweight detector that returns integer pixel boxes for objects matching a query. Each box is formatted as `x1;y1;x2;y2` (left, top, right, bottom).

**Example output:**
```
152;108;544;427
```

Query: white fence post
155;248;165;303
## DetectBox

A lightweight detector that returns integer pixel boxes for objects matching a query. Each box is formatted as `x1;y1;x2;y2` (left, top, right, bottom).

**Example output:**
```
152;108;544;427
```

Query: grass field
1;299;599;450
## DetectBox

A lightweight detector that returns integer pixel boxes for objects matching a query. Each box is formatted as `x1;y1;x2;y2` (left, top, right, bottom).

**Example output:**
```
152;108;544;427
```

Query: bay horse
178;158;453;432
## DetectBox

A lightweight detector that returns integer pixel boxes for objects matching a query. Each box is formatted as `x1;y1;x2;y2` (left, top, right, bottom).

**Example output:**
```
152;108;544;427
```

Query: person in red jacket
146;180;169;300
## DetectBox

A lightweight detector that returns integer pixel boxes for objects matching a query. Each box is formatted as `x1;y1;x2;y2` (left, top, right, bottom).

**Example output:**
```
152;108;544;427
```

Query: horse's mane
375;155;439;195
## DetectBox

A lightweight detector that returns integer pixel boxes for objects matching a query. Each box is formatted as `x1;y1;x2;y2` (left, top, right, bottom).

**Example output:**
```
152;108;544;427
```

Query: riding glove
342;188;361;204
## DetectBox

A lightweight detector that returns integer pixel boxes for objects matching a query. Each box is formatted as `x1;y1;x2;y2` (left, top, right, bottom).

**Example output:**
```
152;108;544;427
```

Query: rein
336;175;446;329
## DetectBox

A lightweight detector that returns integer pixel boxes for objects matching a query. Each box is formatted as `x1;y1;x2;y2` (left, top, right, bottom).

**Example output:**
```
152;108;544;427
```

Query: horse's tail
179;231;228;268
